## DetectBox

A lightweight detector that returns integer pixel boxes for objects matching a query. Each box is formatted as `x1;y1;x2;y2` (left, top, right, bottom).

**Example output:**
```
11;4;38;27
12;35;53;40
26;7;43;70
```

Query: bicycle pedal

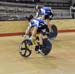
38;49;45;56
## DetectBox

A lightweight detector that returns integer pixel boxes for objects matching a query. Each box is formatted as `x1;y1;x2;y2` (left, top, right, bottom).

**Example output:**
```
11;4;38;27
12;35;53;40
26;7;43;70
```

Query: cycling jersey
29;17;46;28
29;17;49;35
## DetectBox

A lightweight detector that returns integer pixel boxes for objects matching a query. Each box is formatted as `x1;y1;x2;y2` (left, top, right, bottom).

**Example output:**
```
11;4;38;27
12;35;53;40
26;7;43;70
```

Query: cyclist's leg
35;33;43;51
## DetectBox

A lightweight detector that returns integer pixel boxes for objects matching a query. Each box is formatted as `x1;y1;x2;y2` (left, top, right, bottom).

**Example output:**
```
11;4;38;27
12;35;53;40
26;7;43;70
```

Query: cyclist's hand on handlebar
29;36;36;41
24;35;29;39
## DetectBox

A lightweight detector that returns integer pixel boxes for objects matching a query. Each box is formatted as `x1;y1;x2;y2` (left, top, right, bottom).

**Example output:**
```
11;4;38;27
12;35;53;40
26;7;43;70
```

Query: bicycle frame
25;33;40;50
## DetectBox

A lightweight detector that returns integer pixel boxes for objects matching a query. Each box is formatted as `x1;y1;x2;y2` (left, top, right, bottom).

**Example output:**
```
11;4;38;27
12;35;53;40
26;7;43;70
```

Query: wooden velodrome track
0;19;75;74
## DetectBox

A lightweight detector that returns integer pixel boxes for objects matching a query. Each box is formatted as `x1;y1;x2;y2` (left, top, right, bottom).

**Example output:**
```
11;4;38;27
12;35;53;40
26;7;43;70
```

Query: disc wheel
43;38;52;55
48;24;58;39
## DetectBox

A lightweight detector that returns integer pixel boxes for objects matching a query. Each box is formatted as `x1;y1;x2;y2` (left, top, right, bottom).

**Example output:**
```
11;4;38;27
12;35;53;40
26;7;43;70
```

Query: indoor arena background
0;0;75;74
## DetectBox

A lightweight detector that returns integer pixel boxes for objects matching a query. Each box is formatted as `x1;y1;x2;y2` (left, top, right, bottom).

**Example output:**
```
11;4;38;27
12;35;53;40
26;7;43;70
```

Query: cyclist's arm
31;26;38;39
25;26;31;35
29;19;38;39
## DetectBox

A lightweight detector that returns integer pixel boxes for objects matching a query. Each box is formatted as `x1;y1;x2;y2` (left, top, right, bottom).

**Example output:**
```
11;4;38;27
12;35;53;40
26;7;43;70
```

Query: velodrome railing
0;1;73;20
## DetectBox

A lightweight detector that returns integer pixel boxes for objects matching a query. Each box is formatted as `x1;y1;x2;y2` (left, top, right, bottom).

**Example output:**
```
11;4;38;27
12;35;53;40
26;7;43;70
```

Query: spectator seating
0;0;73;20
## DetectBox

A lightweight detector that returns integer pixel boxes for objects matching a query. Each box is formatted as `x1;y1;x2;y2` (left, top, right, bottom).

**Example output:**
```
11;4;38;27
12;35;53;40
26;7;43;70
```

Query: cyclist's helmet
39;7;53;20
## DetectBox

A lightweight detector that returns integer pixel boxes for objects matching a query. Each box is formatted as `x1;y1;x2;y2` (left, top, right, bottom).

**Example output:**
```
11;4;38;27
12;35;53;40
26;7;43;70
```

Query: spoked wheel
19;39;32;57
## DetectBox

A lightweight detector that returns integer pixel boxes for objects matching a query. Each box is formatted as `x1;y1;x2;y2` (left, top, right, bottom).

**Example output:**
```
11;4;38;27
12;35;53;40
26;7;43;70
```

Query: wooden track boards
0;19;75;74
0;33;75;74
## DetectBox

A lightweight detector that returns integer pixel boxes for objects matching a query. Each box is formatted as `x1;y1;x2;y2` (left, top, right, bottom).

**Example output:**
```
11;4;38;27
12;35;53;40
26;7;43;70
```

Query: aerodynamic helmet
39;7;53;20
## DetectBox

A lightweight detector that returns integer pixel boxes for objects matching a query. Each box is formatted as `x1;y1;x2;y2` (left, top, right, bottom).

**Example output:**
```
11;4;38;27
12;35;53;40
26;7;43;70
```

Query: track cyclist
25;6;53;55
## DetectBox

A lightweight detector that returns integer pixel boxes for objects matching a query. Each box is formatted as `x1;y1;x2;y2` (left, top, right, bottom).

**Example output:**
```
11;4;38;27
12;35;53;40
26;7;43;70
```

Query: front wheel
19;39;32;57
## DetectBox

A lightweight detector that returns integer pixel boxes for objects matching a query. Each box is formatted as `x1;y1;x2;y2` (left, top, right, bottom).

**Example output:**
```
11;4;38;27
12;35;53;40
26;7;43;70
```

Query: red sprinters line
0;29;75;37
58;29;75;33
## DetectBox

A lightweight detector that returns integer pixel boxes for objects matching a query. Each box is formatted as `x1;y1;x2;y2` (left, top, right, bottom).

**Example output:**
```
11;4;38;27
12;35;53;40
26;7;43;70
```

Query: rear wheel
48;24;58;39
40;38;52;56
